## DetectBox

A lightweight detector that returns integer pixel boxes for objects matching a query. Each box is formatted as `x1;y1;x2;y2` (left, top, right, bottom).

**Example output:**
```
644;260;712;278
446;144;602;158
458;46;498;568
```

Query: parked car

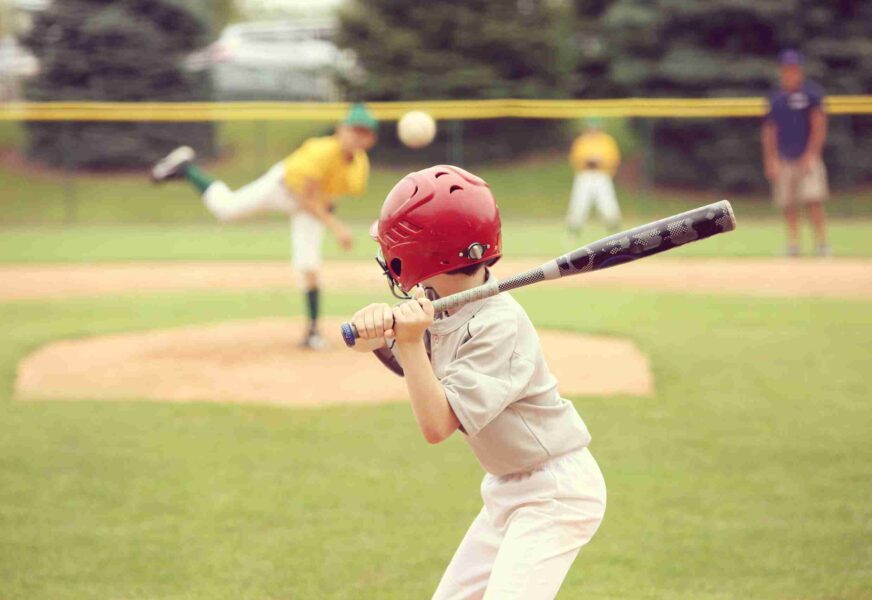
189;19;358;101
0;35;38;101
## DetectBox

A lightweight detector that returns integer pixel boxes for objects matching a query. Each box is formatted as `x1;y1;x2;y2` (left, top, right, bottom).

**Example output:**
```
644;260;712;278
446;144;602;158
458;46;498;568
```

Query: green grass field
2;118;871;228
2;218;872;263
1;286;871;599
3;117;872;266
1;118;871;598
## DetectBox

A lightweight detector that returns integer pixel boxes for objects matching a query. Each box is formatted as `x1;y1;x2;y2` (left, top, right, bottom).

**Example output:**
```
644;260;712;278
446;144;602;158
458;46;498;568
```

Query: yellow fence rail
1;96;871;121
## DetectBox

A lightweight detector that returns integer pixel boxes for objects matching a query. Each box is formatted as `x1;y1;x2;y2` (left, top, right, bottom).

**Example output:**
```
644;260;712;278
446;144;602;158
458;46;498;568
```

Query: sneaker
784;245;800;258
816;244;832;258
151;146;195;182
300;331;328;351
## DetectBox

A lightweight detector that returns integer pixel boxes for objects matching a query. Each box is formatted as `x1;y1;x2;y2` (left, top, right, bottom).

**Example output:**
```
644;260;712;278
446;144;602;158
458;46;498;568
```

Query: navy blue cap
778;49;803;66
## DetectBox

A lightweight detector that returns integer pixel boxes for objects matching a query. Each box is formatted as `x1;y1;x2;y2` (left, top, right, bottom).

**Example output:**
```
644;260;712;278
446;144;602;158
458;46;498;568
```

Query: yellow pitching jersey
283;136;369;202
569;131;621;176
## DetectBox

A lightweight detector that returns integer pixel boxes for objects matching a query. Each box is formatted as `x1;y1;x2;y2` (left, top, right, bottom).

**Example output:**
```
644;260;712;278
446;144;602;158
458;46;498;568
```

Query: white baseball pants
433;448;607;600
566;171;621;230
202;163;324;273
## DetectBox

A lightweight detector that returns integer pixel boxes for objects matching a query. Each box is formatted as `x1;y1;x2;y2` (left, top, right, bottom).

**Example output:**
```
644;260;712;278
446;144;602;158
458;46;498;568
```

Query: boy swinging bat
341;164;735;598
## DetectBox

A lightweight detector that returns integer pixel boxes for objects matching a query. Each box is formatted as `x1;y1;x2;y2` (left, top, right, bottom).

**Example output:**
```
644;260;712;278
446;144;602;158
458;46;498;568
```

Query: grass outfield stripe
0;287;870;598
2;220;871;263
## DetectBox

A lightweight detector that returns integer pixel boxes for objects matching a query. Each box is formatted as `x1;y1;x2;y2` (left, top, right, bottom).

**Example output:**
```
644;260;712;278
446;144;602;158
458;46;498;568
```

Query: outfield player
349;165;606;599
151;103;378;349
566;117;622;242
762;49;830;257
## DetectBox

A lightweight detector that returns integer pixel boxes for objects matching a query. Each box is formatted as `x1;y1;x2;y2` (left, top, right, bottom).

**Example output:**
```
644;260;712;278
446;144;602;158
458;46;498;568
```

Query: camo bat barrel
553;200;735;276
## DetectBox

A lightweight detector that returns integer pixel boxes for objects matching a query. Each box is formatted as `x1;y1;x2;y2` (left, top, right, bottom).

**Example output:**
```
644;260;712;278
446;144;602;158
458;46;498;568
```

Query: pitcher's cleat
151;146;195;182
300;331;328;351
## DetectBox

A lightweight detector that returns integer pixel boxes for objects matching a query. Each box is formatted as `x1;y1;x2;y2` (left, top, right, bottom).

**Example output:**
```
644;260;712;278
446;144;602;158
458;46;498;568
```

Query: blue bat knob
341;322;357;347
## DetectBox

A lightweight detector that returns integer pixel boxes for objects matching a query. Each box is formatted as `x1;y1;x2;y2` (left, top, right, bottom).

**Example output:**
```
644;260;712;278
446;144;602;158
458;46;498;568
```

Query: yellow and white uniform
283;136;368;199
567;131;622;230
203;136;369;272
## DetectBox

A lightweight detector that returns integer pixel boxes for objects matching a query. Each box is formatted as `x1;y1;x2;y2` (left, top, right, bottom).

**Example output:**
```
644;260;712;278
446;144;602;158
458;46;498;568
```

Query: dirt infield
15;317;653;406
9;257;871;408
2;258;871;302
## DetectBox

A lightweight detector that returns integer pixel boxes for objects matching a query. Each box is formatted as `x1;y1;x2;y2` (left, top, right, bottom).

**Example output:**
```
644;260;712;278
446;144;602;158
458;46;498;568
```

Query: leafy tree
21;0;216;168
336;0;576;164
569;0;617;99
209;0;241;33
595;0;872;190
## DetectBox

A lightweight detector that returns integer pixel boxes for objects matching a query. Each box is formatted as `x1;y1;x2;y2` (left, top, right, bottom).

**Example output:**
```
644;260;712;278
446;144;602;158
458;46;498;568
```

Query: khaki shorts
772;158;829;208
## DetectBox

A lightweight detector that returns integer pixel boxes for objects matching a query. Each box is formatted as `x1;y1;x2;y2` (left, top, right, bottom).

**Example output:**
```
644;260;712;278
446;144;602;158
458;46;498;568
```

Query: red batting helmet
371;165;502;296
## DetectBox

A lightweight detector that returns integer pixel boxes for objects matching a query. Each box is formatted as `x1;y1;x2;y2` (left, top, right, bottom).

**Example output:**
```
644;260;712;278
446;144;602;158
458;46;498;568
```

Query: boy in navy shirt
761;49;830;257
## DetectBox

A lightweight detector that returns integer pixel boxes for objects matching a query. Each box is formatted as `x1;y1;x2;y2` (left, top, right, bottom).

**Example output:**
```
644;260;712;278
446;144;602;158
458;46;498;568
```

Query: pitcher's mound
15;318;652;407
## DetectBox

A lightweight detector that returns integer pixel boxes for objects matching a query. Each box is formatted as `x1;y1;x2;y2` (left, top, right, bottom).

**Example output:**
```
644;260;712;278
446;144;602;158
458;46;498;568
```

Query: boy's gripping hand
351;303;395;342
393;288;434;345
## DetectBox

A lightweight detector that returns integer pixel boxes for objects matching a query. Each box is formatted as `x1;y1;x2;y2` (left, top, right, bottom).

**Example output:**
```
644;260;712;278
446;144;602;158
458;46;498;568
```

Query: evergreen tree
570;0;617;99
211;0;241;32
22;0;216;168
336;0;576;164
597;0;872;190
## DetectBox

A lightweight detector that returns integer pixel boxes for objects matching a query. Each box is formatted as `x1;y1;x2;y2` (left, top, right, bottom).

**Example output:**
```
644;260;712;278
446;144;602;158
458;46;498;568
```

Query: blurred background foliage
20;0;216;167
583;0;872;190
336;0;576;164
336;0;872;189
2;0;872;191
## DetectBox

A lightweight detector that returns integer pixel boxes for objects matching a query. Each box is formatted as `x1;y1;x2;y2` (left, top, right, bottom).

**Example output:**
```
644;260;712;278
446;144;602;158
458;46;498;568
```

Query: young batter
349;165;606;599
151;103;378;349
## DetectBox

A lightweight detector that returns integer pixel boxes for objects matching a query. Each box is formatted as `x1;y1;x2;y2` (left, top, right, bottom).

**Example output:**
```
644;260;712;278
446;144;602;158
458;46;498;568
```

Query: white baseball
397;111;437;149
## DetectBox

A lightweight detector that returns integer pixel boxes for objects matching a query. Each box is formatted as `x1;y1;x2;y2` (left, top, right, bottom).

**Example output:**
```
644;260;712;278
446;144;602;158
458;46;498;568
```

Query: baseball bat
341;200;736;347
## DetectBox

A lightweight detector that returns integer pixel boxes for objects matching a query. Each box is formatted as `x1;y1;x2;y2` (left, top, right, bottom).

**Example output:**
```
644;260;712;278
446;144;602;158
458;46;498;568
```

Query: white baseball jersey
386;274;604;597
391;276;592;476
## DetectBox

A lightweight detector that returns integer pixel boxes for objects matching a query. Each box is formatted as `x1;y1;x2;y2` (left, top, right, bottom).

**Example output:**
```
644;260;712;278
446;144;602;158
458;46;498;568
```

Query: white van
191;19;358;101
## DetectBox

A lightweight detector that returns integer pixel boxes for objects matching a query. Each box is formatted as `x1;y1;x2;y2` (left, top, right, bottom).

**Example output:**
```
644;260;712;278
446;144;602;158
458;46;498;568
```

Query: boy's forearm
352;337;387;353
395;340;459;444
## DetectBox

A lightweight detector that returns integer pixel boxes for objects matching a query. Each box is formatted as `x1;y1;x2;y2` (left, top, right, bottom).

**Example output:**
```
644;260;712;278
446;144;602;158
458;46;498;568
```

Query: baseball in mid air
397;110;437;149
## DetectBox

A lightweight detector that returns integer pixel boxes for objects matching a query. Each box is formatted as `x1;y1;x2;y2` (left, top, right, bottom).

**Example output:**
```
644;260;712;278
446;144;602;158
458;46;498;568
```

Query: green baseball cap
585;116;604;128
344;102;379;132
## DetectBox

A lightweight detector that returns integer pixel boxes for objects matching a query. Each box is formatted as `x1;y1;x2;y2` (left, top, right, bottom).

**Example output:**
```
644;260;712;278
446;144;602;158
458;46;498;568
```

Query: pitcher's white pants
566;170;621;231
202;163;324;273
433;448;606;600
